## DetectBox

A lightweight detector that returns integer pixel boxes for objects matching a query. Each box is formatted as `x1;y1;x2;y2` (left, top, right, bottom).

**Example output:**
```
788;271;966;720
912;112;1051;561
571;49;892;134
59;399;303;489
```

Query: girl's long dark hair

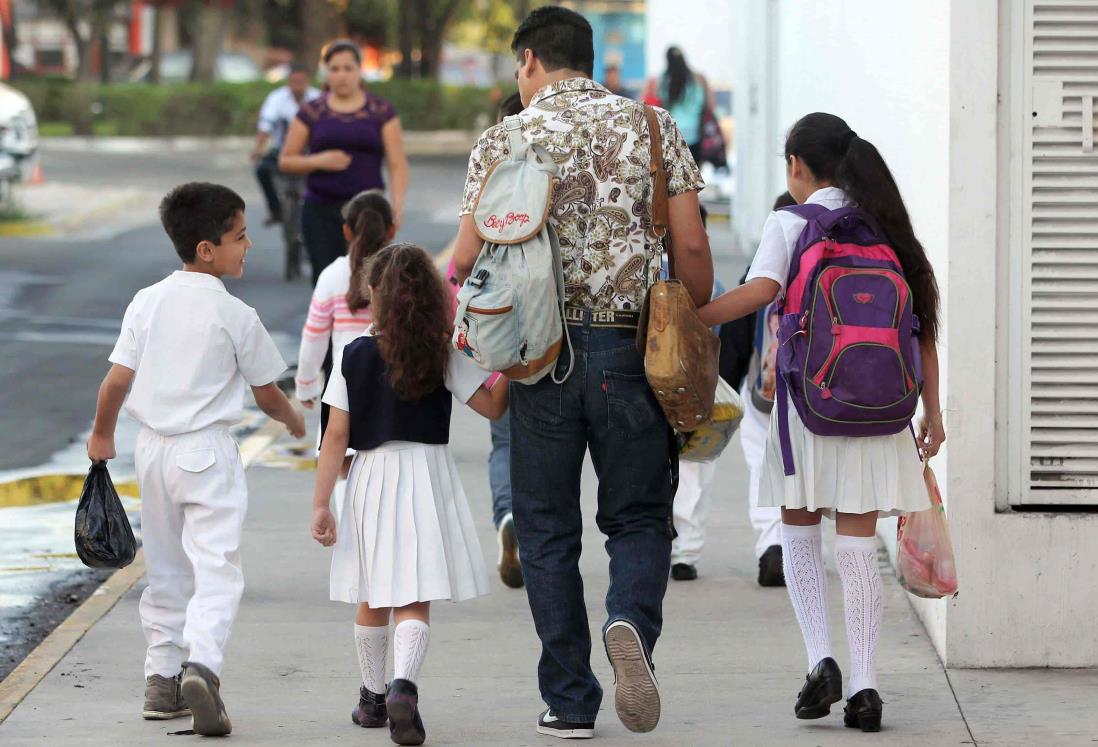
342;190;393;313
785;112;940;341
662;47;692;107
366;243;451;401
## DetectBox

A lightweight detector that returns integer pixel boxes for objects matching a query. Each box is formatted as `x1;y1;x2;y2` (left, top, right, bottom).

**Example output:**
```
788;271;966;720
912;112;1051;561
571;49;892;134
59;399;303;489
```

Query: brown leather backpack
636;106;720;432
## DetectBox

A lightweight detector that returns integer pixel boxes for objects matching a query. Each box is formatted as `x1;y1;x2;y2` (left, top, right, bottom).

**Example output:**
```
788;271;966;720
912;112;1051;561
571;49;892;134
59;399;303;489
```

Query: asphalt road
0;146;468;472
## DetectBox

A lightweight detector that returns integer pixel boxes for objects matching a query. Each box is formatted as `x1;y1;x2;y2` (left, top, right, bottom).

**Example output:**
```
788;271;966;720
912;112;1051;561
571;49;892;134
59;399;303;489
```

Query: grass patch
38;121;121;137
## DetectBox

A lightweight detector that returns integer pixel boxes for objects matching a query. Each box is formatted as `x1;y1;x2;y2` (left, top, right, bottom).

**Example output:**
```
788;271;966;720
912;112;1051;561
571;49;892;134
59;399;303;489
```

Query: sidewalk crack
944;668;978;745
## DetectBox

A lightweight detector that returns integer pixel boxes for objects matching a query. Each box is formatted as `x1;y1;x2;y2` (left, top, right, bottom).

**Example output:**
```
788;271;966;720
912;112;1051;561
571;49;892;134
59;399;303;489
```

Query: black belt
564;306;641;329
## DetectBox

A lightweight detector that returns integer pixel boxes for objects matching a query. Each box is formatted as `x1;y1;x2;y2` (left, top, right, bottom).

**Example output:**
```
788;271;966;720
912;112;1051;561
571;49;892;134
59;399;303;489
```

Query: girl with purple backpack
697;112;945;732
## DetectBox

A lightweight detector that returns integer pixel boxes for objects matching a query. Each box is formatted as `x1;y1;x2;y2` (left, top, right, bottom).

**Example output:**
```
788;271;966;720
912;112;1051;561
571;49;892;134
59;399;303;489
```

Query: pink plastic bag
896;461;959;599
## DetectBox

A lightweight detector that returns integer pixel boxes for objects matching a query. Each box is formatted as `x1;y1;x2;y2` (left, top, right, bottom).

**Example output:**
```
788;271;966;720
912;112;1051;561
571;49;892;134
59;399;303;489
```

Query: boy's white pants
670;392;784;566
135;425;247;678
740;395;782;558
671;460;717;566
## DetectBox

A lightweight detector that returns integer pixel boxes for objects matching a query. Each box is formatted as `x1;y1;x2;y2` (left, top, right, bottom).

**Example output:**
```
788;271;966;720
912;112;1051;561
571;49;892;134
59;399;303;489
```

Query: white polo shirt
258;84;322;150
109;271;287;436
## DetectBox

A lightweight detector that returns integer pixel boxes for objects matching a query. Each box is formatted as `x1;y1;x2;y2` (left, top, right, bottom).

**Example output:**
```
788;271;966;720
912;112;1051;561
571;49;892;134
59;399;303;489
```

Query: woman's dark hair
366;243;451;401
784;112;940;341
663;47;692;107
498;92;524;121
511;6;594;75
342;190;393;313
322;39;362;66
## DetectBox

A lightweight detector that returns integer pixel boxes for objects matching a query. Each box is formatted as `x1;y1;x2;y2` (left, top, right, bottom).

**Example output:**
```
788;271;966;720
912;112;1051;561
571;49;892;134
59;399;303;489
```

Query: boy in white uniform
87;182;305;736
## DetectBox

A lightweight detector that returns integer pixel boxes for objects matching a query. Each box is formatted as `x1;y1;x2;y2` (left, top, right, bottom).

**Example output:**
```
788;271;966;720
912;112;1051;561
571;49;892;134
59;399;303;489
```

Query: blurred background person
280;39;408;287
251;63;320;228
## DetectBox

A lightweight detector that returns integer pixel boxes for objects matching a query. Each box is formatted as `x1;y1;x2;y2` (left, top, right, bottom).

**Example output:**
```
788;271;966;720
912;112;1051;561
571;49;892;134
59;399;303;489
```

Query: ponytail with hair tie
343;190;394;313
841;129;858;152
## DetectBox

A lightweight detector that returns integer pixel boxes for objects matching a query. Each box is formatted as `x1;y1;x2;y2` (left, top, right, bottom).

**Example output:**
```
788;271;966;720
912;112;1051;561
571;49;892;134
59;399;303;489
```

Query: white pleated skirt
757;395;927;518
329;440;491;608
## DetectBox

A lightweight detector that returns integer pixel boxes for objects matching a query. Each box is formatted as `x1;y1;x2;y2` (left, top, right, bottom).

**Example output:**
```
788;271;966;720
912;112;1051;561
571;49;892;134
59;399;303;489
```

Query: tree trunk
300;0;342;77
397;1;414;78
62;8;94;82
415;3;430;78
418;0;463;79
149;5;162;84
191;3;226;83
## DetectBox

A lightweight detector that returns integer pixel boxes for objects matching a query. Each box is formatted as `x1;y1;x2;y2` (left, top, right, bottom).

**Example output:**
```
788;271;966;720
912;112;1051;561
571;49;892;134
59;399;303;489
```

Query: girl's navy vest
342;336;452;451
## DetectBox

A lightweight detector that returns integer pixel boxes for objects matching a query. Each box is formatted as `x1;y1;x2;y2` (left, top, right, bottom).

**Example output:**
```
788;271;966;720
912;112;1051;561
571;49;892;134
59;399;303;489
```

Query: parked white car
0;82;39;193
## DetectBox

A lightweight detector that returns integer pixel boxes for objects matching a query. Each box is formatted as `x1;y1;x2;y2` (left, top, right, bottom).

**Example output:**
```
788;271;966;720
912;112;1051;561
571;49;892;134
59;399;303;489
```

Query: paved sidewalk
2;404;978;746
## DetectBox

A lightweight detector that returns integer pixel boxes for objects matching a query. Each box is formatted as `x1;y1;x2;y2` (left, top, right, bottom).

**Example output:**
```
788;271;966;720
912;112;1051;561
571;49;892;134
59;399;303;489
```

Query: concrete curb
0;417;285;725
41;131;479;158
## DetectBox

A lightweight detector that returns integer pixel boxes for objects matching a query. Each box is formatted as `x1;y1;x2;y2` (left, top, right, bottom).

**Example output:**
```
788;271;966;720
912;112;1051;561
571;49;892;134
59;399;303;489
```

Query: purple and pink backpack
775;204;923;475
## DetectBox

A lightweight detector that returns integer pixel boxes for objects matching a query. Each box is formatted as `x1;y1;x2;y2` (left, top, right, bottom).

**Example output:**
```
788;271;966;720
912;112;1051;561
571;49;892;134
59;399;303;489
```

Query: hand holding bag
896;457;959;599
74;461;137;569
636;105;721;432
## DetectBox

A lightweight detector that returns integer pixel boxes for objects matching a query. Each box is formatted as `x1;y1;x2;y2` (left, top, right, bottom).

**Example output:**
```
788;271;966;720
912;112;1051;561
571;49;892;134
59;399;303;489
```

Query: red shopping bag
896;460;959;599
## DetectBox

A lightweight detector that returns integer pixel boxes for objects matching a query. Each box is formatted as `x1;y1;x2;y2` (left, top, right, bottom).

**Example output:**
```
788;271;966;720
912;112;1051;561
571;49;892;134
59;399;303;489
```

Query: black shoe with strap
757;545;786;587
386;678;426;745
844;688;883;732
352;685;387;728
794;657;843;719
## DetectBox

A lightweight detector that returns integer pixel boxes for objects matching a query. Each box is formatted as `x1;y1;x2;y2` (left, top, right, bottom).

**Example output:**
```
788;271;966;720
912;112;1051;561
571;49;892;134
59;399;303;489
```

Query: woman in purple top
281;40;409;286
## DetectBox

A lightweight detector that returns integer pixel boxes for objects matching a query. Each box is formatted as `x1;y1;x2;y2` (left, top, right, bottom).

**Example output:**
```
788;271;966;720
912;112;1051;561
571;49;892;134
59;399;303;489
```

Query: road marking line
0;417;284;724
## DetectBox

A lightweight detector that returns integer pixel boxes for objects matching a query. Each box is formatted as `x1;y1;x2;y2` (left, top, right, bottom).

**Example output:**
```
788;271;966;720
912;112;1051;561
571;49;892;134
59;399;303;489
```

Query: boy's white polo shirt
109;270;286;436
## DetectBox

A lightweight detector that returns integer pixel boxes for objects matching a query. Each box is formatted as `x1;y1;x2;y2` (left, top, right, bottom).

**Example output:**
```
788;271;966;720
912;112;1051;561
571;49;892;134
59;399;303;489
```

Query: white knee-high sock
354;624;389;693
393;620;430;683
835;534;882;697
781;523;833;670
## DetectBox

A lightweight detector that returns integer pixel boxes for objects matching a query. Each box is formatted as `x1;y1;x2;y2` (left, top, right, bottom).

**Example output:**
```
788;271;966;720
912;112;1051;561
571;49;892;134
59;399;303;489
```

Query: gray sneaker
142;672;190;720
180;661;232;736
604;620;661;733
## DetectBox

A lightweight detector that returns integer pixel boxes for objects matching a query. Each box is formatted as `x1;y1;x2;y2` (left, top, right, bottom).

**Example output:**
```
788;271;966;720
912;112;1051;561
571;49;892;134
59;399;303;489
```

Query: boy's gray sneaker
142;672;190;720
180;661;232;736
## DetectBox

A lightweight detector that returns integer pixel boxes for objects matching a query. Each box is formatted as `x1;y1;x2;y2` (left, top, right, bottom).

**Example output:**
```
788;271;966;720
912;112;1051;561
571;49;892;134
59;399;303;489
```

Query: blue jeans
489;411;512;528
510;322;675;723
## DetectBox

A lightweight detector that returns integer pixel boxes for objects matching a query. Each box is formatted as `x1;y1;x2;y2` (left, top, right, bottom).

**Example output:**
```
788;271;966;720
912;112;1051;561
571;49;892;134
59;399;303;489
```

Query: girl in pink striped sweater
296;190;394;469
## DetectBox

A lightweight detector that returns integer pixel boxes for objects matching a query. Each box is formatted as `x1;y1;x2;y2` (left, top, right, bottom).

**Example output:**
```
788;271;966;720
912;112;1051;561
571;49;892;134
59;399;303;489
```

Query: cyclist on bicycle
252;64;321;227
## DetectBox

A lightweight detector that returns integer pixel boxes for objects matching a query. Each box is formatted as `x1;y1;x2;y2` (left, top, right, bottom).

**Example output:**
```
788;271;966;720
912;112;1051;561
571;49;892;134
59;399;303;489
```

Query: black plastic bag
74;462;137;569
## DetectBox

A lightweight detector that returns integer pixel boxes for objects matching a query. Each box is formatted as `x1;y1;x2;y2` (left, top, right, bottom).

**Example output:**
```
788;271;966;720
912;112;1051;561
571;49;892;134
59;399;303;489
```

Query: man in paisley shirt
454;6;712;739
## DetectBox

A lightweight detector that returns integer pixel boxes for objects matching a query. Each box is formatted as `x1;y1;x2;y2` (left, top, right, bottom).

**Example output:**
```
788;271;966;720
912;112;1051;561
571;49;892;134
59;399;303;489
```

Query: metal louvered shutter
1019;0;1098;504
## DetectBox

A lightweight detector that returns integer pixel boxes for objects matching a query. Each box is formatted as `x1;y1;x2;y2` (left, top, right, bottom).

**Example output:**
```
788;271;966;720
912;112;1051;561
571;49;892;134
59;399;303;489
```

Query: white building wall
645;0;736;90
733;0;1098;667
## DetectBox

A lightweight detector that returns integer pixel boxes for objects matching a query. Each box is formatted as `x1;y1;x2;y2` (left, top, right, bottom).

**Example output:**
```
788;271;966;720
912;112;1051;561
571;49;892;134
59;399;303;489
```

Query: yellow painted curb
0;221;54;238
0;417;284;725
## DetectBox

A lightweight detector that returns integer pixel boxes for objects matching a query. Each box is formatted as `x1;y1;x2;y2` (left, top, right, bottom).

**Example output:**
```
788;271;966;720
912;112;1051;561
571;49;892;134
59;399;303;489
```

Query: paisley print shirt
460;78;704;311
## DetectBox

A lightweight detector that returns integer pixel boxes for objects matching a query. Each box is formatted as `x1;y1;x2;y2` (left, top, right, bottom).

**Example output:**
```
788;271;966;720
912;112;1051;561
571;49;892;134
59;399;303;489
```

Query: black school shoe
180;661;232;736
386;678;426;746
844;689;883;732
352;685;387;727
794;657;843;719
536;709;595;739
671;562;698;581
757;545;786;587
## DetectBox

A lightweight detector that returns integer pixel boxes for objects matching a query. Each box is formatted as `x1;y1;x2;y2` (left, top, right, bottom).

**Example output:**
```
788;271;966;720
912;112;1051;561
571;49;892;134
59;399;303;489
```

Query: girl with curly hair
308;242;506;746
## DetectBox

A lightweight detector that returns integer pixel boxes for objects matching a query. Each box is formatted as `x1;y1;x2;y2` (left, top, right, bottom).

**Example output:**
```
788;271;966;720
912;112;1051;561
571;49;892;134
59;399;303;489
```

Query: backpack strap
777;374;796;476
504;115;525;161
